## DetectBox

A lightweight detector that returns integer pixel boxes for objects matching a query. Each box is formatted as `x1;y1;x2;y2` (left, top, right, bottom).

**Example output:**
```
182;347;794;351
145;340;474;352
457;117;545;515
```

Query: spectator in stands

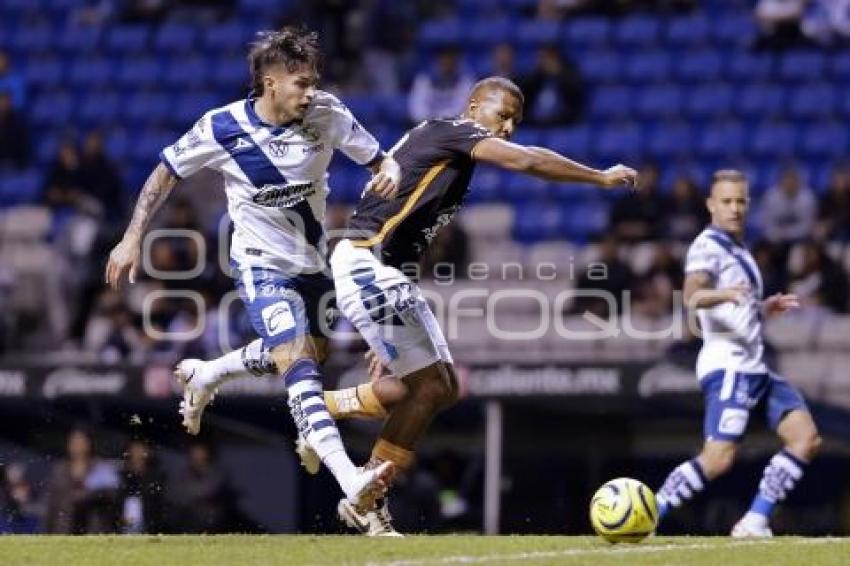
409;47;476;123
817;166;850;241
611;163;669;242
79;130;125;222
84;290;148;363
573;235;635;318
632;242;683;319
665;175;709;243
167;439;241;533
45;428;120;534
753;240;789;299
42;140;85;215
0;50;25;108
118;439;166;534
120;0;169;23
759;166;818;248
518;46;584;126
789;241;849;313
0;463;41;534
801;0;850;45
361;0;418;94
0;92;30;169
754;0;814;49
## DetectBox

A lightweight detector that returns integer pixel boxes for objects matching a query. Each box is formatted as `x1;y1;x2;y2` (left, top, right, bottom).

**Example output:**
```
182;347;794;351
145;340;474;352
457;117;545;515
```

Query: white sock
204;339;275;388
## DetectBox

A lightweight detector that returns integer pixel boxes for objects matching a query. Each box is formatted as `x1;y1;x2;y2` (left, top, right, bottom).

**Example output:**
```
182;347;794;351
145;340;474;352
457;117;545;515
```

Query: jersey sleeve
440;119;493;157
159;113;222;179
331;103;382;166
684;237;721;279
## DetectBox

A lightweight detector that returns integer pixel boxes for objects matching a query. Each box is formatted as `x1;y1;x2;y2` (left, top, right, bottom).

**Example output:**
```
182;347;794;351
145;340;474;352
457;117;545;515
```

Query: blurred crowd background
1;0;850;535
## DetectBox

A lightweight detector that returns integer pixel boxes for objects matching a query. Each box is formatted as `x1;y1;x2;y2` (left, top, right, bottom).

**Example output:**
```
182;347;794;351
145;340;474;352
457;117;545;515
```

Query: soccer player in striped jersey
654;170;821;537
105;26;398;510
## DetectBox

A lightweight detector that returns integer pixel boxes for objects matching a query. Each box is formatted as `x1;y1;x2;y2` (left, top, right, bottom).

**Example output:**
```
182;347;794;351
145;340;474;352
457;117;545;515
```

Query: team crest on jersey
299;124;321;143
268;139;289;158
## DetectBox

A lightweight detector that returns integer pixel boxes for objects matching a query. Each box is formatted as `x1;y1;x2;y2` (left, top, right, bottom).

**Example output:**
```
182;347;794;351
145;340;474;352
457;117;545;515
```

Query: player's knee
408;364;457;410
373;377;410;410
700;445;736;479
270;339;319;374
791;431;822;462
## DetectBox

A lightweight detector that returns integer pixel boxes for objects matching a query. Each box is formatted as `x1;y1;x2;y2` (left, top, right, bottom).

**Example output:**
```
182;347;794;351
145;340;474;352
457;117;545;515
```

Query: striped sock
748;449;806;520
284;359;359;497
656;458;708;521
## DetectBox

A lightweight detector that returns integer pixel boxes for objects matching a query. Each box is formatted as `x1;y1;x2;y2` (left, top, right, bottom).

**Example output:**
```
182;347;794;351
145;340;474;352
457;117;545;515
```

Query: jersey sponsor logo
303;143;325;155
262;301;296;336
268;139;289;158
252;182;315;208
718;407;748;436
422;206;460;245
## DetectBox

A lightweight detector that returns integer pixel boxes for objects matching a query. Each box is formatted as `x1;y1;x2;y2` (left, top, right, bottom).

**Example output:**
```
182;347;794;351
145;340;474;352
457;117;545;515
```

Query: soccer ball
589;477;658;543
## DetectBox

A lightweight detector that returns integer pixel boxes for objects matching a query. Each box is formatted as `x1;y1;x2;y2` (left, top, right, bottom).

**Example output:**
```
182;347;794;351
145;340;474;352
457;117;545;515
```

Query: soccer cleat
347;461;395;514
175;359;217;435
338;498;403;537
731;515;773;538
295;436;321;475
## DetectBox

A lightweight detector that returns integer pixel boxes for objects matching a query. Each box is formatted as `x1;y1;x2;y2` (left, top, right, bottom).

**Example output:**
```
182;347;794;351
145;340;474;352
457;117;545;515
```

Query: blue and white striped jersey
684;226;767;377
160;90;381;275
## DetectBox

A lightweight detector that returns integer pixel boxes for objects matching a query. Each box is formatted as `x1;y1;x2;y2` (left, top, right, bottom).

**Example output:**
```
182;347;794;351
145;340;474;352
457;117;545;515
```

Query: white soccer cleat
175;359;217;436
295;436;321;475
731;514;773;538
338;498;403;537
346;461;395;513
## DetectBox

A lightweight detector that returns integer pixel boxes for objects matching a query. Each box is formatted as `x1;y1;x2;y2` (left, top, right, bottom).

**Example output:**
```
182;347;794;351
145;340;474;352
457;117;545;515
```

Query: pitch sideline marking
365;537;849;566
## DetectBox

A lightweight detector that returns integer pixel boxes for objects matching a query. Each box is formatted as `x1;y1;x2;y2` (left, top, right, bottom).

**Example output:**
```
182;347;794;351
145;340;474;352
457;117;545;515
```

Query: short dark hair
470;76;525;105
248;26;321;95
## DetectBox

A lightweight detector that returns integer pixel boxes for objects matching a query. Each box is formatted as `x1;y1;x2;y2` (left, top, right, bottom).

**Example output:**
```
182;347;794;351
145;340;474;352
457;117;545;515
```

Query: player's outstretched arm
364;154;401;199
471;137;637;188
762;293;800;318
105;163;179;289
684;272;748;310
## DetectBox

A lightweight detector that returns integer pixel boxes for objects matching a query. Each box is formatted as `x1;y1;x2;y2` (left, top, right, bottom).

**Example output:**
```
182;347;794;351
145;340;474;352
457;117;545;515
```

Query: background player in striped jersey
104;26;399;510
654;170;821;537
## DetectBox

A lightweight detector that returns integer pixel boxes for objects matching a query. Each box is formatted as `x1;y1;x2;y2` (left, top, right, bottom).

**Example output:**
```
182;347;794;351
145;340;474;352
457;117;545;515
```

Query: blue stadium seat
788;83;837;119
117;56;160;87
468;166;505;203
593;122;642;160
514;202;563;242
36;134;59;163
79;91;120;127
686;83;734;118
737;83;785;118
129;129;176;164
564;18;610;47
828;50;850;81
515;19;560;47
800;121;848;159
343;96;380;126
625;51;671;83
561;201;610;243
172;92;221;127
11;23;53;53
578;50;622;83
105;128;131;162
505;171;550;203
57;25;101;52
511;128;542;148
211;56;248;89
68;56;113;87
588;86;632;119
749;122;797;158
124;92;170;126
726;52;774;81
697;121;745;158
22;55;63;89
0;169;43;206
778;50;826;82
614;15;660;47
30;91;73;126
105;26;151;53
468;18;512;47
543;126;590;160
163;54;209;88
711;11;757;47
634;85;682;119
647;121;693;158
376;94;409;127
418;19;462;47
204;22;252;51
675;49;723;82
154;23;198;53
665;14;710;46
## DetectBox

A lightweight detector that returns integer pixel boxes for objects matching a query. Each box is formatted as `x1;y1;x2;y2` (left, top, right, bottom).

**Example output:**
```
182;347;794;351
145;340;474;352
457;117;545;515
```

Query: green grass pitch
1;535;848;565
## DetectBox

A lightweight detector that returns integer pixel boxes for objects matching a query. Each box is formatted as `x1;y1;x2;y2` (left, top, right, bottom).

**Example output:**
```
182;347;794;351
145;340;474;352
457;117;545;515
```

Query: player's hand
763;293;800;317
601;164;638;190
105;236;142;290
723;282;750;305
365;171;399;199
364;349;389;381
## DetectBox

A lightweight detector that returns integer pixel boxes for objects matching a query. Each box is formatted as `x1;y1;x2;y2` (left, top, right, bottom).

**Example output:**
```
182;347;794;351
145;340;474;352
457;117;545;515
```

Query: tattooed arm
105;163;179;289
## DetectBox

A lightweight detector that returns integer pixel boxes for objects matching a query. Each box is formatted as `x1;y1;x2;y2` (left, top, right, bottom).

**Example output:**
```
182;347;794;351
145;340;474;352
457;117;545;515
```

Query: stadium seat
711;11;758;47
36;134;59;164
778;50;826;82
564;17;610;47
726;52;774;82
647;121;693;158
211;56;248;89
525;241;579;276
800;122;848;159
593;122;642;160
634;85;682;119
788;83;837;119
513;203;564;242
461;203;514;242
817;316;850;350
685;83;734;118
376;94;409;127
68;56;113;87
203;22;252;51
749;121;797;158
124;92;170;126
675;49;724;83
665;14;710;47
22;55;63;89
172;92;221;127
578;50;622;84
0;205;51;242
561;201;610;243
105;26;151;53
588;86;632;119
57;24;102;51
30;91;72;126
468;18;512;47
467;167;504;204
543;126;590;160
504;172;549;204
736;82;785;119
418;19;462;47
104;128;131;162
0;170;43;206
828;50;850;81
614;15;660;47
697;120;745;158
11;23;53;53
153;23;198;53
117;56;160;87
514;19;560;47
79;91;120;127
625;51;671;83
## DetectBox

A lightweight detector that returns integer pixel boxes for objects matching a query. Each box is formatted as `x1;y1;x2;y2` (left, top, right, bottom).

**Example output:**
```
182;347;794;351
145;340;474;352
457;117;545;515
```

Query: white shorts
330;239;452;377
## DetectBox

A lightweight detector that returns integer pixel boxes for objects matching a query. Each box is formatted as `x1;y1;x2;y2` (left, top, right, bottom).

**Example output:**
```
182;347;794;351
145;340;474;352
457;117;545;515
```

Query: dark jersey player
304;76;639;536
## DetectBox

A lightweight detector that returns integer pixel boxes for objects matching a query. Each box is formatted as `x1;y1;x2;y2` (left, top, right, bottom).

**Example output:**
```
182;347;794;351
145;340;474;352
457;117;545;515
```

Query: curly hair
247;25;321;95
